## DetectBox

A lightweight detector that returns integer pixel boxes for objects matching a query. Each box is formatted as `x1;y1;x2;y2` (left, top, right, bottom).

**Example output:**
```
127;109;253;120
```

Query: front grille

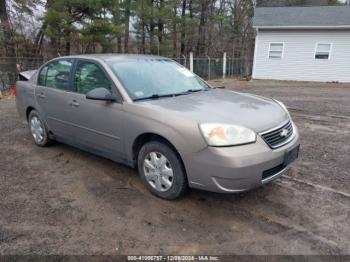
260;121;294;149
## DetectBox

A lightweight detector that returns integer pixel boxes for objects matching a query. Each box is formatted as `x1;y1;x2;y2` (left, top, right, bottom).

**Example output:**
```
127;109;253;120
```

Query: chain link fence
0;55;253;91
172;56;252;80
0;57;44;91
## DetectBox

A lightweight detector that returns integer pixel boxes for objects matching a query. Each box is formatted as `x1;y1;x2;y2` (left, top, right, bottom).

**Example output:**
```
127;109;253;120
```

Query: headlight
199;123;256;146
274;99;290;118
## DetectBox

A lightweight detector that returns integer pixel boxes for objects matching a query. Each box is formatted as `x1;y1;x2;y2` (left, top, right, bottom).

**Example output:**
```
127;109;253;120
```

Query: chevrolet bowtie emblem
280;128;289;137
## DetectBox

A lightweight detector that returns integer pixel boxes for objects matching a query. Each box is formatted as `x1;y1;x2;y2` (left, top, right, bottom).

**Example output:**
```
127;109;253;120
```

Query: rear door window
38;59;73;90
38;66;48;86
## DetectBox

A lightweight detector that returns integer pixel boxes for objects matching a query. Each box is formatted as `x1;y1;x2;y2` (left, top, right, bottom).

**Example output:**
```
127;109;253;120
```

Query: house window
315;43;331;60
269;43;284;59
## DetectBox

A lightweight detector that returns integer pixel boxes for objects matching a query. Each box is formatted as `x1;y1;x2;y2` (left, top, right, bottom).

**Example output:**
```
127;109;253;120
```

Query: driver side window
74;61;111;94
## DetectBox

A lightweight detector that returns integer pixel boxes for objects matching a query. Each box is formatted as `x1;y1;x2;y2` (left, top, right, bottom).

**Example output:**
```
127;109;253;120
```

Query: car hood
138;89;289;132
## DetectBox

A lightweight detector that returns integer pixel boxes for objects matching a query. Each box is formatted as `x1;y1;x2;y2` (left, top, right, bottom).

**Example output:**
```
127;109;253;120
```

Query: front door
67;59;125;160
35;59;74;138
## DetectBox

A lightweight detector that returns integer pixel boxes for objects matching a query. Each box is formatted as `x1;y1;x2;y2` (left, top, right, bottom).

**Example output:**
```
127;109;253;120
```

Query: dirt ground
0;79;349;255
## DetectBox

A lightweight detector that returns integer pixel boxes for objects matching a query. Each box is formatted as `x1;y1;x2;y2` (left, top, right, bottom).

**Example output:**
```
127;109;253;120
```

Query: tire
28;110;51;147
137;141;187;200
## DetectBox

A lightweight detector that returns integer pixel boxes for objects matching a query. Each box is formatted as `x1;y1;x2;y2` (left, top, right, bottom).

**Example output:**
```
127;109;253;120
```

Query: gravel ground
0;80;349;255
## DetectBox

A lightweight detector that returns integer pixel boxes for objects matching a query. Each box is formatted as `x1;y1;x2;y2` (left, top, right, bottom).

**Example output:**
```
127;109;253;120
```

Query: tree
114;0;122;52
7;0;346;70
0;0;15;57
43;0;115;55
0;0;17;84
180;0;187;55
196;0;209;56
124;0;131;53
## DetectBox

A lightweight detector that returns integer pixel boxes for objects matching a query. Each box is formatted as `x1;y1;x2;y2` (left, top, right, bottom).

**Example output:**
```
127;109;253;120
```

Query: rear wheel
137;141;187;200
28;110;50;147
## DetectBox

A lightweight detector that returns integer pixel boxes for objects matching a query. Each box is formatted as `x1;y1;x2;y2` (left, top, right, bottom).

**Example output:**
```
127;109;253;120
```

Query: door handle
37;93;46;99
70;100;80;107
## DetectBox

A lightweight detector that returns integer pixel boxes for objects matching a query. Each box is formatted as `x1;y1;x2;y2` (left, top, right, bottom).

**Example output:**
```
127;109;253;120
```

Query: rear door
67;59;125;160
35;59;75;138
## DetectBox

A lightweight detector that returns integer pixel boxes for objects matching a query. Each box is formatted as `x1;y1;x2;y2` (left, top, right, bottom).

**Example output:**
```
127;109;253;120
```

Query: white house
252;6;350;83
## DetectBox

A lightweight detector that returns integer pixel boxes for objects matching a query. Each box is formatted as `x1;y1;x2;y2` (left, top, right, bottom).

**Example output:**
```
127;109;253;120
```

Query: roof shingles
254;6;350;28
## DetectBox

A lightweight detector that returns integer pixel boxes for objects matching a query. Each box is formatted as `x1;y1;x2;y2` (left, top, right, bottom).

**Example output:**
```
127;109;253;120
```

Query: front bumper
184;125;300;193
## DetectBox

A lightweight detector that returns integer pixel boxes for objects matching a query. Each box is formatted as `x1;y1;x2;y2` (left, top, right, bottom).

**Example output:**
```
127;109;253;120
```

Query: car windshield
108;59;210;100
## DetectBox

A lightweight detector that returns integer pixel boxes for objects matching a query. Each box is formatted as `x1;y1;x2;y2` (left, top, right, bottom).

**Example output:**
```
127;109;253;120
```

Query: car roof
57;54;171;62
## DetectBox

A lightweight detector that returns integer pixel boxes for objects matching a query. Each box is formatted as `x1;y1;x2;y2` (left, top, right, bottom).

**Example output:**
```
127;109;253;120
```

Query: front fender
122;103;208;165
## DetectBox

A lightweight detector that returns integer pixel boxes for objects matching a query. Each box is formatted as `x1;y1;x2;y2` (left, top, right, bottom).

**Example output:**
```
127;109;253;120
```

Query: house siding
252;30;350;82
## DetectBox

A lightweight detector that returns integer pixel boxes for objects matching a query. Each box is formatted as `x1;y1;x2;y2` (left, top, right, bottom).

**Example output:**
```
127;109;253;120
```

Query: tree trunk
172;4;177;57
196;0;209;56
0;0;16;84
124;0;131;53
34;0;52;55
180;0;186;55
141;17;146;53
186;0;193;53
115;0;122;52
157;0;164;55
232;0;240;58
150;20;155;54
139;0;146;54
65;38;71;56
0;0;15;57
148;0;155;54
207;0;215;55
34;29;44;54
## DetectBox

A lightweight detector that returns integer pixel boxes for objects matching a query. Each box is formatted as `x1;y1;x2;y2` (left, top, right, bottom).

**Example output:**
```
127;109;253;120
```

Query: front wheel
137;141;187;200
28;110;51;147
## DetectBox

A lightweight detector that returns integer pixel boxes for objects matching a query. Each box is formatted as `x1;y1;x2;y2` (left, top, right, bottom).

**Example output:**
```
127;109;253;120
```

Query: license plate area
284;145;300;167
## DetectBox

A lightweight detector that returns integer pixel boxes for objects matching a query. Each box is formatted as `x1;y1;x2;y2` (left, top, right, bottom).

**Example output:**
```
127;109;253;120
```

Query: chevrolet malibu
15;54;300;200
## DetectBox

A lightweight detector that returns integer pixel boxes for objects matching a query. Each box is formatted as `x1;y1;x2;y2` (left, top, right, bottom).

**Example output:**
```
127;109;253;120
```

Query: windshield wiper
186;89;204;93
175;88;208;96
133;89;209;101
133;94;177;101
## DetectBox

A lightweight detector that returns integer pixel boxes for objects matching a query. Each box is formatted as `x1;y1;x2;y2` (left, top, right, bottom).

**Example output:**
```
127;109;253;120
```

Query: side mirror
86;88;116;101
